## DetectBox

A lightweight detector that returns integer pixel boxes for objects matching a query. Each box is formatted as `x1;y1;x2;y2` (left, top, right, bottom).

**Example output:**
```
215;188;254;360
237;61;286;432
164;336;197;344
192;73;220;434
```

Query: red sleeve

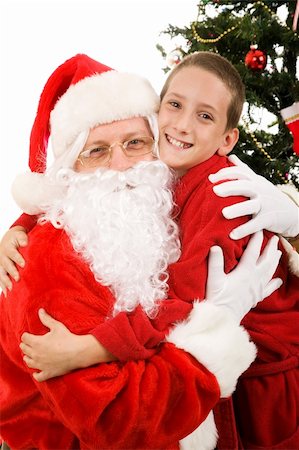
11;213;37;232
91;299;192;361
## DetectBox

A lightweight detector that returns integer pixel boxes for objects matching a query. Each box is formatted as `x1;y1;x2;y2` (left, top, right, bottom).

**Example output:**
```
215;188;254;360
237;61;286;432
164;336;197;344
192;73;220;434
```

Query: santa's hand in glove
205;231;282;323
208;154;299;241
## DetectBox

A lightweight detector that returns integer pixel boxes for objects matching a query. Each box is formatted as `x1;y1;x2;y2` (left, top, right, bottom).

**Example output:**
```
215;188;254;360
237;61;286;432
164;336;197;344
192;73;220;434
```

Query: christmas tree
157;0;299;188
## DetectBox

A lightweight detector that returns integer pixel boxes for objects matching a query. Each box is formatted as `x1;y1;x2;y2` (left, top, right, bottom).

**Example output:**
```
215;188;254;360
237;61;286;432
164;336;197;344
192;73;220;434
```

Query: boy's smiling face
158;66;239;174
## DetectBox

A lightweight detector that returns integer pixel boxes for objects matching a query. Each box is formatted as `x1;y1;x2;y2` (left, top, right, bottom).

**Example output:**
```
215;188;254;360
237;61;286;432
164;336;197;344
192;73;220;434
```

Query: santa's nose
108;145;134;171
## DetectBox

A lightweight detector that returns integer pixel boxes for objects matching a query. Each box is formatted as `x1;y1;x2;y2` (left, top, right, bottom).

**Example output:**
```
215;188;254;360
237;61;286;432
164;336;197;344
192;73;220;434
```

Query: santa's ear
217;128;239;157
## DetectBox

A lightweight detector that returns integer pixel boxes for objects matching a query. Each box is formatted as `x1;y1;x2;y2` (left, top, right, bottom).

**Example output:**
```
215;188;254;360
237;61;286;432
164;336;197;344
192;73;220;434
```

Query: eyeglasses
77;136;155;167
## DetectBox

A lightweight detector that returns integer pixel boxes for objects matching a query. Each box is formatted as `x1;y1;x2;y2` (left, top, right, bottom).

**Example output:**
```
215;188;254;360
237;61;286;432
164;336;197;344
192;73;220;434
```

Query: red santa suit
10;154;299;449
0;216;257;449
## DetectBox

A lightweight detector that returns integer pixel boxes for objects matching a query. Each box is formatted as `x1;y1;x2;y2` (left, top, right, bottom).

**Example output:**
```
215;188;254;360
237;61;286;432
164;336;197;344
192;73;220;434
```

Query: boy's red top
169;155;299;449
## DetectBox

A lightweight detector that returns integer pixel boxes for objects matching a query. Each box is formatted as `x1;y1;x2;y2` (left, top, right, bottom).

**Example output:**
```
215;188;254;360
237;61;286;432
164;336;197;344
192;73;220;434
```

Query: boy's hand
20;309;116;381
209;154;299;240
0;226;28;294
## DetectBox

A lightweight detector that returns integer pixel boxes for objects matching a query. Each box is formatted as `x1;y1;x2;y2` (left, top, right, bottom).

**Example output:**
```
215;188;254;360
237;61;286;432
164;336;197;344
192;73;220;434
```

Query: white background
0;0;199;237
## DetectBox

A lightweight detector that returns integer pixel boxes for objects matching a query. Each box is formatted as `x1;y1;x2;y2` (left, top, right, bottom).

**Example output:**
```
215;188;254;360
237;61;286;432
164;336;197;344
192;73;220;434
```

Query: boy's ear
217;128;239;156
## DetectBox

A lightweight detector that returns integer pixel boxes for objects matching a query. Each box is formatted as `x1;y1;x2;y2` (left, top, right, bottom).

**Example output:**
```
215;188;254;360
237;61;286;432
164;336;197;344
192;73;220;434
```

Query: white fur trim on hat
280;101;299;123
167;301;257;398
50;71;160;158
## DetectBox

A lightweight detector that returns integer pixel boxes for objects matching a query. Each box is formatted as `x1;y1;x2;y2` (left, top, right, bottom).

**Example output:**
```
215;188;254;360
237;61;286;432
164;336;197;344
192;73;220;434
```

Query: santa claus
0;54;277;450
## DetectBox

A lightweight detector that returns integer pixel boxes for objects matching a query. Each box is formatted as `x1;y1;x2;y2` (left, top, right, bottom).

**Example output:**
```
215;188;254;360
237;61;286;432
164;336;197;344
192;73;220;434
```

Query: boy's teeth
167;135;191;149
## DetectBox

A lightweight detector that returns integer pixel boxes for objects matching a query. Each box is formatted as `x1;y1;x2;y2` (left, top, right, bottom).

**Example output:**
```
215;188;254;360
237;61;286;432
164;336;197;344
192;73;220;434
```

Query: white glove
208;154;299;240
206;231;282;323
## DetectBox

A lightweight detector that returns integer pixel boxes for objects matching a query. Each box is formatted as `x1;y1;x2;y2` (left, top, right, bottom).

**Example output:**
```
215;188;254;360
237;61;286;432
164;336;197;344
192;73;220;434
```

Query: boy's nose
173;111;192;134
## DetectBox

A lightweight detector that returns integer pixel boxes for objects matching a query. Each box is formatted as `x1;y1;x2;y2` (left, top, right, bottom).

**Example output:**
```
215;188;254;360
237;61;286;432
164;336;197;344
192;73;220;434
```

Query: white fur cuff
179;411;218;450
167;301;256;398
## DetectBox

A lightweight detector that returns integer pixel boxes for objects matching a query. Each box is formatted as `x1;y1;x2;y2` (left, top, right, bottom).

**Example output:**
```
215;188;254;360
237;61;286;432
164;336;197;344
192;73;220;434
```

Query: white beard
40;160;181;317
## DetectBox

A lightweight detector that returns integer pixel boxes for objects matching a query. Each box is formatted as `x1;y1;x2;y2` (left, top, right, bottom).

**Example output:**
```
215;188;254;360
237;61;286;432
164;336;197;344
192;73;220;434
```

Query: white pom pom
11;172;65;215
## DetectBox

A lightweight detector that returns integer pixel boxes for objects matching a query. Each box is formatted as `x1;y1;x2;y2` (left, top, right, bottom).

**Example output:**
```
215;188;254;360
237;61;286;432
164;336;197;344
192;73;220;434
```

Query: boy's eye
198;113;212;121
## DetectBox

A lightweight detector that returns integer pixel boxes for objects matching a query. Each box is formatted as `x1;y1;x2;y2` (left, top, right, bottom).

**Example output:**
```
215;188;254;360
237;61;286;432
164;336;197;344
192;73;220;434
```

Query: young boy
2;52;299;449
157;52;299;449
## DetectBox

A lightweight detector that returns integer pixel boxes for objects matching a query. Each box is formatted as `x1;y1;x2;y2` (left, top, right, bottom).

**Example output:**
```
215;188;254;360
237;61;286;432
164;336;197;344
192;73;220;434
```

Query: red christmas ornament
245;45;267;71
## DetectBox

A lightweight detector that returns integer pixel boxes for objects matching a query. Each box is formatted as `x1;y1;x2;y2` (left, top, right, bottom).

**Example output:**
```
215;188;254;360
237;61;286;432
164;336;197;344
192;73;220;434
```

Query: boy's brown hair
160;51;245;131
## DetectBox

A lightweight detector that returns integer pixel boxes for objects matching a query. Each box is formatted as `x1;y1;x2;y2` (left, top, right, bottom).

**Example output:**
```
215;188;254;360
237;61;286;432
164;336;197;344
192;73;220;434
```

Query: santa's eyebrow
85;140;109;147
86;130;153;147
121;130;153;139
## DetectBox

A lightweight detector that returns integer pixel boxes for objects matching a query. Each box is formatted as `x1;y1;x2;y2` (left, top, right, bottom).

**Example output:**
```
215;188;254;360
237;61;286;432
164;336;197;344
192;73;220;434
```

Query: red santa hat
12;54;160;214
